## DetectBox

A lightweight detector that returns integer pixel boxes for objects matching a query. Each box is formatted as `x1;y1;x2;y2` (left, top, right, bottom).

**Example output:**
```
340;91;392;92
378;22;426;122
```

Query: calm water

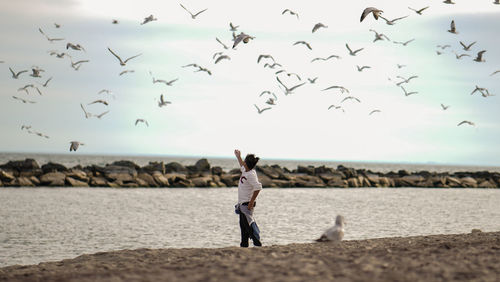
2;152;500;173
0;188;499;267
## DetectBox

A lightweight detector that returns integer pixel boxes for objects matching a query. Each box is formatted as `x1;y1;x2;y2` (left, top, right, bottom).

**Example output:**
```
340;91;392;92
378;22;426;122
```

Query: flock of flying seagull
3;2;499;151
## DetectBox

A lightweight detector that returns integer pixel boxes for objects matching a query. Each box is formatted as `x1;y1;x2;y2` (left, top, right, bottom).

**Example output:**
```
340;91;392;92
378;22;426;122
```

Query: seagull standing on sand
360;7;383;22
107;48;142;66
70;141;84;152
316;215;345;242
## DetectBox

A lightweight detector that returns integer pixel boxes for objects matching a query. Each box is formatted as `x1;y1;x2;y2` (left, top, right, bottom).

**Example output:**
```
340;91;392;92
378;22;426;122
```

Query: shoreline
1;158;499;188
1;231;499;281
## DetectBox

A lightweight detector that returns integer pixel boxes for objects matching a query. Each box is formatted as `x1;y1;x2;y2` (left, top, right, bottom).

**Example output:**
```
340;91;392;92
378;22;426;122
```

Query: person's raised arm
234;149;245;168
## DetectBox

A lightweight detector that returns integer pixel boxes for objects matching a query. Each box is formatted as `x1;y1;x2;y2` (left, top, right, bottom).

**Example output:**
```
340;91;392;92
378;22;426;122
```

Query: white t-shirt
238;166;262;203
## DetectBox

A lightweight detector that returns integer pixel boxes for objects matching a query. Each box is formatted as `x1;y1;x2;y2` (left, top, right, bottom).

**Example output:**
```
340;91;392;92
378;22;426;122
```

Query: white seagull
282;9;299;19
254;104;271;114
276;76;306;95
70;141;84;152
448;20;458;34
360;7;383;22
312;23;328;33
180;4;207;19
346;43;364;56
9;67;28;79
457;121;475;127
232;32;254;49
135;119;149;127
316;215;346;242
158;94;172;107
141;15;157;25
107;47;142;66
460;41;476;51
408;6;429;15
215;37;229;49
473;50;486;62
293;41;312;50
322;85;349;94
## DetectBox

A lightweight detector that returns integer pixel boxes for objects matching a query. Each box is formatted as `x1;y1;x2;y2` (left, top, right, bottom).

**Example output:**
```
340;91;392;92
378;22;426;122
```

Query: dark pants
238;204;261;247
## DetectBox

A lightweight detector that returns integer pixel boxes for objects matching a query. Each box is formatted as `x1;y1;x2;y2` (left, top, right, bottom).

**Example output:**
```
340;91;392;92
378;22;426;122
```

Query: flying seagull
119;70;135;76
263;63;282;69
38;28;64;42
135;119;149;127
346;43;363;56
457;121;474;127
441;104;450;110
357;65;371;72
396;75;418;86
393;39;415;46
471;85;491;97
443;0;455;4
141;15;157;25
327;105;345;113
54;23;61;28
12;96;36;104
18;84;35;95
158;94;171;107
408;6;429;15
370;29;390;42
180;4;207;19
95;111;109;119
9;67;28;79
322;85;349;94
379;15;409;25
80;103;92;119
229;22;239;32
360;7;383;22
254;104;271;114
38;77;53;87
490;70;500;76
232;32;254;49
257;54;275;64
311;54;340;62
276;76;306;95
282;9;299;19
107;47;142;66
312;23;328;33
473;50;486;62
341;96;361;103
448;20;458;34
215;54;231;64
400;85;418;96
69;141;84;152
71;60;89;70
369;109;381;115
293;41;312;50
454;52;470;60
460;41;476;51
308;77;318;84
316;215;345;242
88;100;109;106
66;43;85;51
437;44;451;50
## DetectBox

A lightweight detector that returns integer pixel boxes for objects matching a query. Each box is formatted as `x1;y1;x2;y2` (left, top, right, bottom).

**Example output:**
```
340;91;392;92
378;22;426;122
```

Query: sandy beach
1;231;499;282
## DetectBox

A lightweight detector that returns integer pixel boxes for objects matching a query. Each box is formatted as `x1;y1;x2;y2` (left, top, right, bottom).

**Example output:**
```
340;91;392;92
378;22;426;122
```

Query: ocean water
0;188;499;267
1;152;500;173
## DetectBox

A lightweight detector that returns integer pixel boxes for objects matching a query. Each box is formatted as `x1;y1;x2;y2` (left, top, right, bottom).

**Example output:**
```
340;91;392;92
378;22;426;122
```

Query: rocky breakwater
0;159;499;188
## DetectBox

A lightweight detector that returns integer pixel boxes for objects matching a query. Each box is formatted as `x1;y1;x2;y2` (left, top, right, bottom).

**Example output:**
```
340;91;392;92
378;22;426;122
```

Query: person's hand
234;149;241;158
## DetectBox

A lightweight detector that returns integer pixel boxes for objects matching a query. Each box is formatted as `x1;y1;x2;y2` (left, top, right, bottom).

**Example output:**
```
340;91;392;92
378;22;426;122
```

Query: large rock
460;177;477;188
257;174;273;188
165;162;188;174
0;169;15;182
191;176;214;187
103;165;137;182
327;178;348;188
111;160;140;170
66;177;89;187
41;162;68;173
220;174;240;187
365;174;380;186
294;175;326;187
141;162;165;174
271;179;292;188
65;170;89;182
194;159;210;172
297;165;315;175
446;176;462;187
152;172;170;187
257;165;281;179
478;180;497;188
347;177;359;187
211;166;224;176
337;165;357;178
30;176;40;186
40;172;66;186
0;159;40;174
89;176;109;187
137;173;159;187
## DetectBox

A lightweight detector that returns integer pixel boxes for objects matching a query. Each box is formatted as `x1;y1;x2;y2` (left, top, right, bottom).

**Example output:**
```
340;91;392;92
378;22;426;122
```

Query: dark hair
244;154;260;170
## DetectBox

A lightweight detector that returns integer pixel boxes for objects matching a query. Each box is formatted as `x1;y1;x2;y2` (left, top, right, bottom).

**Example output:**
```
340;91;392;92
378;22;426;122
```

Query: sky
0;0;499;166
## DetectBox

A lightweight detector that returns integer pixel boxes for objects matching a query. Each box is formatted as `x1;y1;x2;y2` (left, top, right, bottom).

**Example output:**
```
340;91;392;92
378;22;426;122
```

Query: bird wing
215;55;230;64
216;38;228;49
353;48;364;54
467;41;476;49
96;111;109;118
276;76;288;90
360;7;378;22
392;15;409;22
345;43;353;54
418;6;429;13
107;48;124;64
193;8;208;18
179;4;193;16
289;82;306;92
123;53;142;64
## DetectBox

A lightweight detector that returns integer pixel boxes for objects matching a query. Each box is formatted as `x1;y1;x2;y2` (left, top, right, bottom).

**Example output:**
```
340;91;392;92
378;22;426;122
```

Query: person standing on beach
234;149;262;247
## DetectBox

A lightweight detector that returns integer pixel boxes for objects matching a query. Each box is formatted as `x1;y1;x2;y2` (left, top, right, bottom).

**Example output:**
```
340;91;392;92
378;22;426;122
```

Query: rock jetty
0;158;499;188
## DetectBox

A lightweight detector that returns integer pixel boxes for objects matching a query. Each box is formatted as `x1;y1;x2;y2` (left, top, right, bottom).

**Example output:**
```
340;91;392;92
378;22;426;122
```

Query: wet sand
1;231;499;282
